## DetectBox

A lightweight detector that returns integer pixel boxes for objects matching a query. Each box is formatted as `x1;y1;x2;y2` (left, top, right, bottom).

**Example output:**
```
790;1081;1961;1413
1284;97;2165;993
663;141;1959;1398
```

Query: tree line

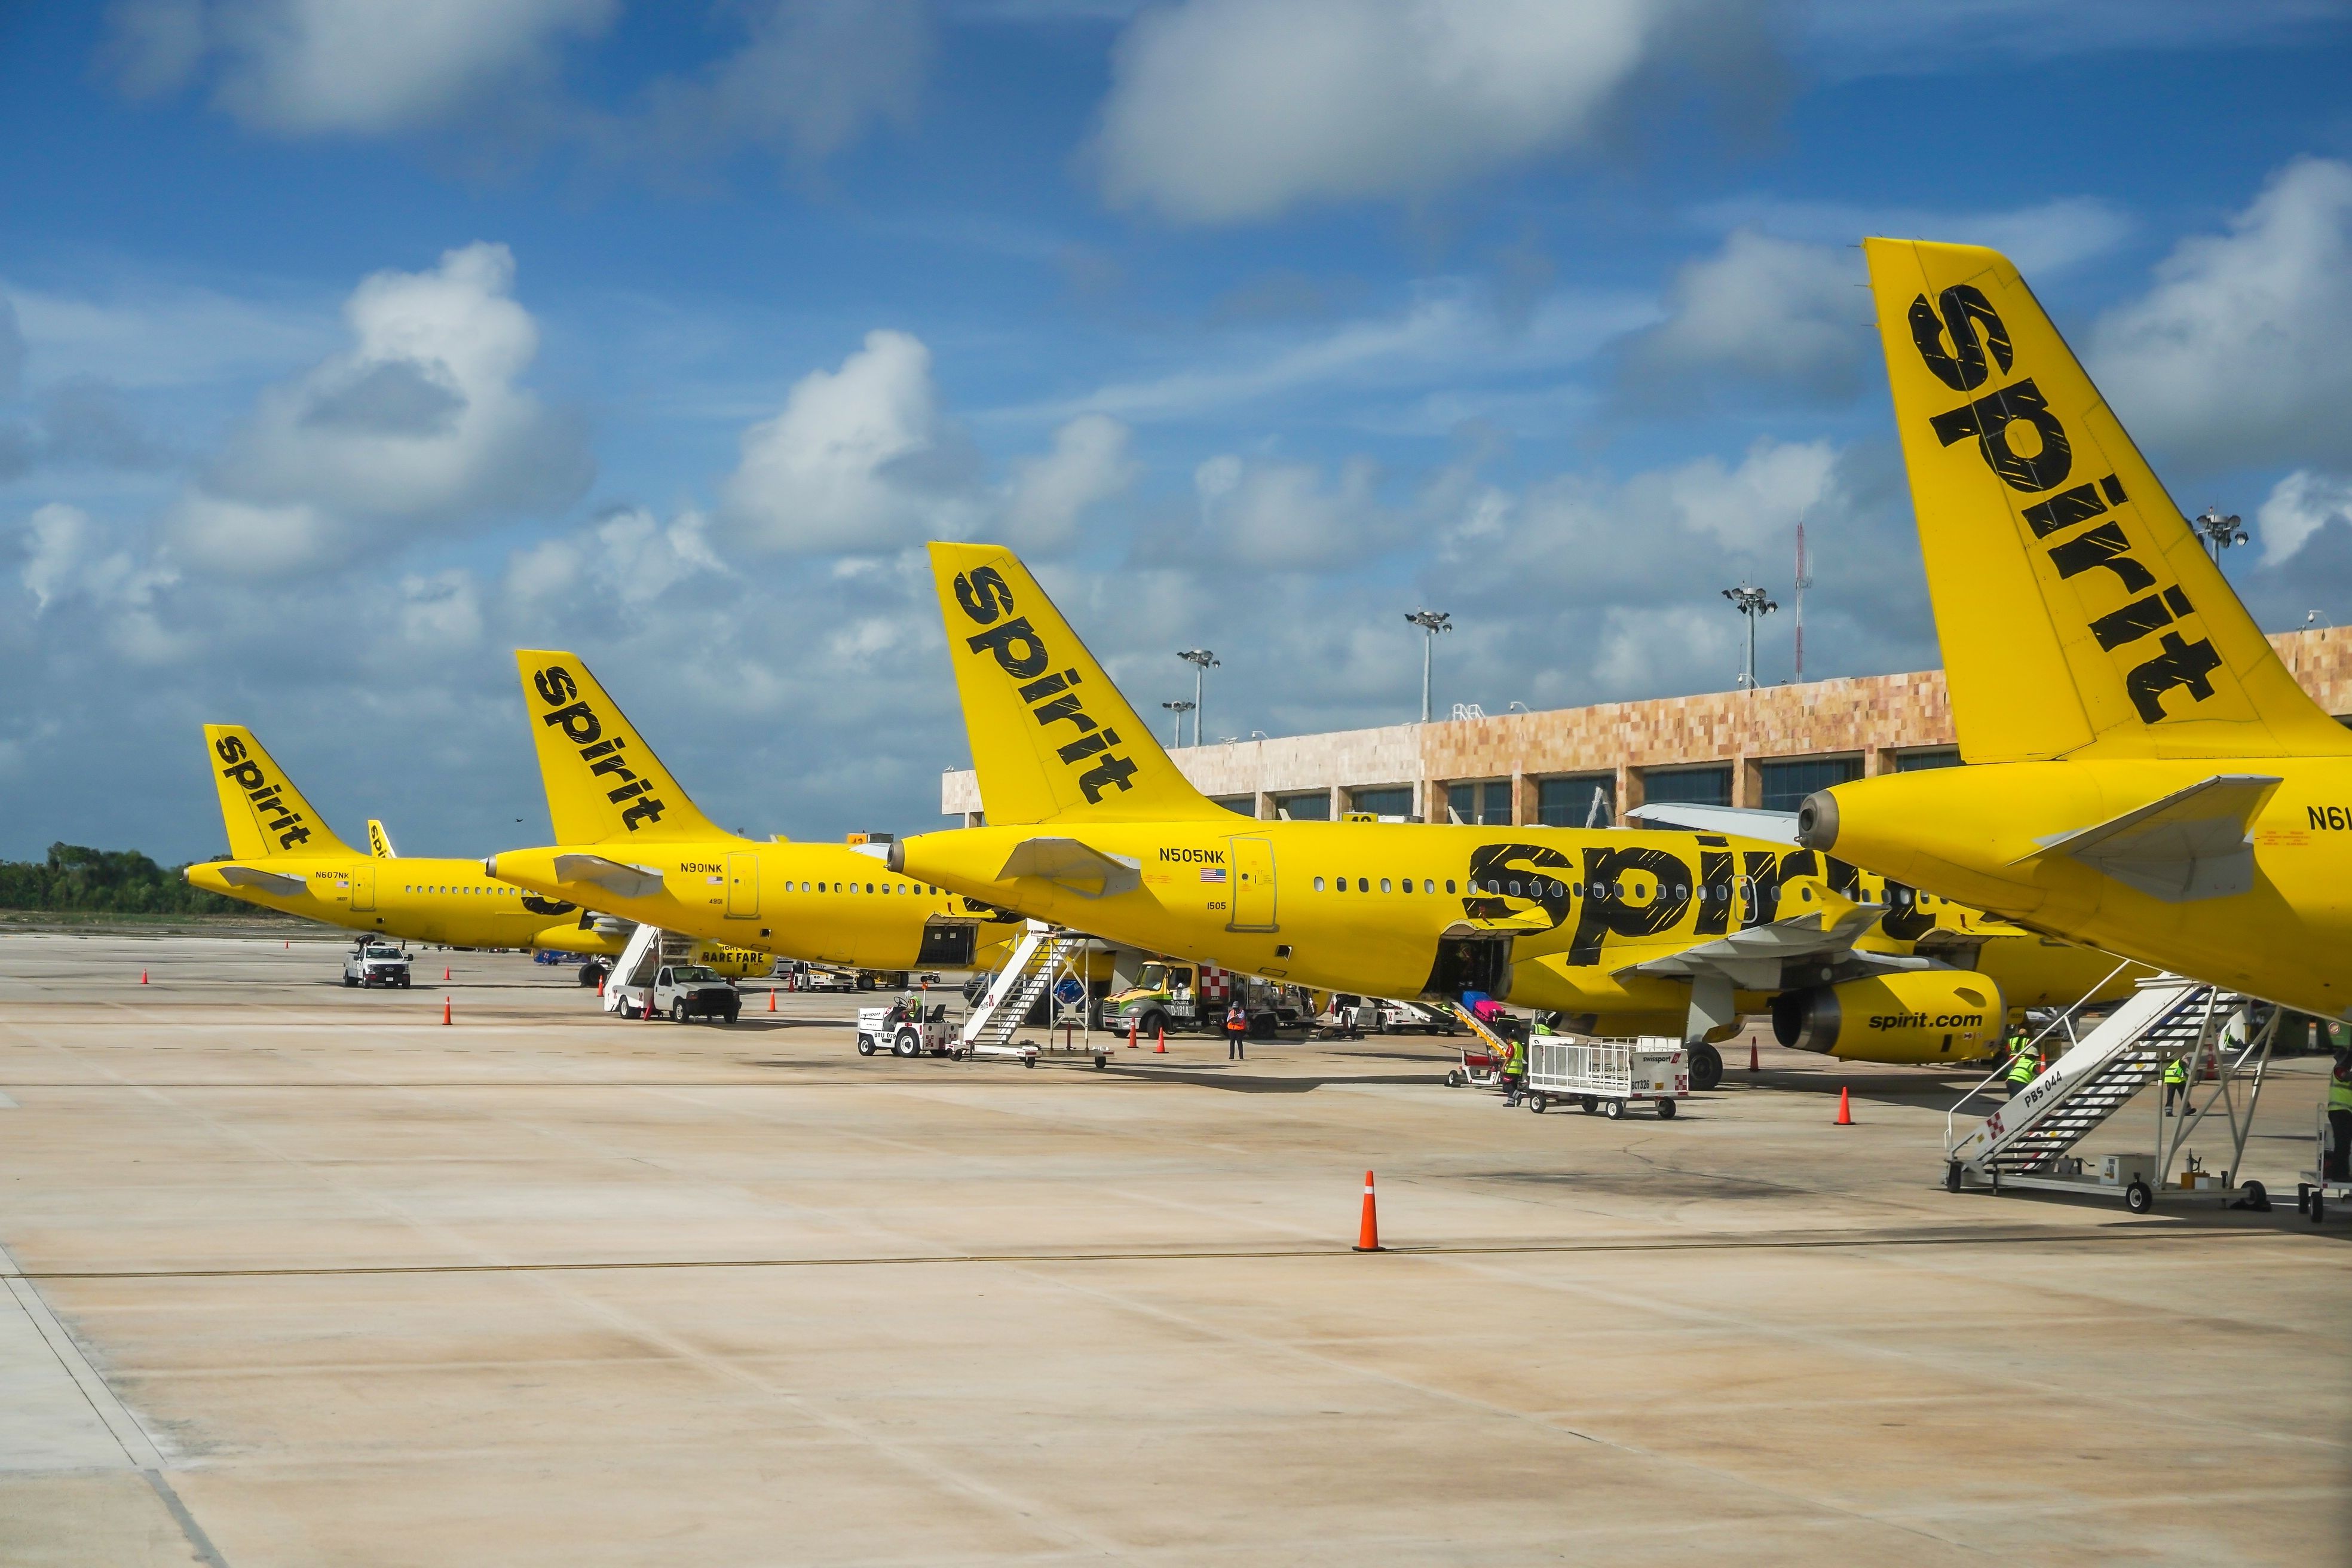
0;843;273;917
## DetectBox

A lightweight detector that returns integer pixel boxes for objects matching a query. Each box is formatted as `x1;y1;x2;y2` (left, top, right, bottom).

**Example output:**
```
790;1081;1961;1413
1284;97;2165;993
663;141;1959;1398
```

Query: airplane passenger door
349;862;375;912
1227;836;1276;932
726;852;758;919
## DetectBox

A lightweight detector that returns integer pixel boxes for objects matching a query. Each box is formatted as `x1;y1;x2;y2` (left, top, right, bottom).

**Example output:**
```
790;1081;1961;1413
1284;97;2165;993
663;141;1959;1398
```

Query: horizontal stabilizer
996;837;1141;899
545;853;667;900
1620;901;1885;991
1623;803;1798;843
2028;774;2280;902
217;865;310;897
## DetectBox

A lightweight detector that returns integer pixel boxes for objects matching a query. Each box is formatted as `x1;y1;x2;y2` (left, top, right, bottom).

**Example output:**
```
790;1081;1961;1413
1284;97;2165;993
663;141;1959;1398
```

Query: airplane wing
994;837;1141;899
217;865;311;897
549;853;667;900
1616;901;1890;991
1621;803;1800;843
2025;774;2281;902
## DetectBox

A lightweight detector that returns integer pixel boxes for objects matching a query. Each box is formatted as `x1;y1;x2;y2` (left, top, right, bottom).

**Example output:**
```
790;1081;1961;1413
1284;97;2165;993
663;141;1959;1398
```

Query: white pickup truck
342;942;412;988
614;964;740;1024
857;999;956;1058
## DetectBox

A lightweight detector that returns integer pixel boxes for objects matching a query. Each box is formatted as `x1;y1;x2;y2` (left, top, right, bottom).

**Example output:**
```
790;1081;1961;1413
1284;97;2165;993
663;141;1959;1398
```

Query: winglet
1864;238;2352;761
927;543;1222;825
202;725;356;859
513;651;727;844
2025;773;2281;901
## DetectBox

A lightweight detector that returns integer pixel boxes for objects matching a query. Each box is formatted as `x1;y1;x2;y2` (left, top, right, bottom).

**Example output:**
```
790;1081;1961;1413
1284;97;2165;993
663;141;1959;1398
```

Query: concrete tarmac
0;932;2344;1566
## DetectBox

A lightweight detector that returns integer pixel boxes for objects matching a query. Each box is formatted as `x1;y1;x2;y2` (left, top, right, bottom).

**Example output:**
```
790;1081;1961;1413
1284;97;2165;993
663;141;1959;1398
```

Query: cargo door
1227;835;1276;932
349;862;375;912
726;851;758;919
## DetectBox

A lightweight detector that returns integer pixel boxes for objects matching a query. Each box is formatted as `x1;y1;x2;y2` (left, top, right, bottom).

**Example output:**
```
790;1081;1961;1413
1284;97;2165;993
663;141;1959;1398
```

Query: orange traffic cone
1748;1040;1759;1073
1128;1017;1138;1050
1154;1025;1167;1054
596;975;605;997
140;970;148;985
442;965;452;982
442;997;452;1026
283;939;290;950
768;988;776;1012
1835;1086;1852;1125
1353;1171;1383;1252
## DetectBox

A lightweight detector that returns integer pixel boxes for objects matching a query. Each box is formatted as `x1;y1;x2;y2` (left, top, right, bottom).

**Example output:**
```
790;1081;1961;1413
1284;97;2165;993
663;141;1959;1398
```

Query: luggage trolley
1523;1035;1688;1120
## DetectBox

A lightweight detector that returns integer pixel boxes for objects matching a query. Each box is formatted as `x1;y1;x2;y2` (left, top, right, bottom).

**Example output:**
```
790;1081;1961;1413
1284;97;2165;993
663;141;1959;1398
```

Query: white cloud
19;503;92;611
1616;231;1866;403
1002;414;1136;549
2090;157;2352;473
506;504;728;610
1093;0;1751;223
170;241;589;576
0;296;23;400
1195;451;1391;569
1685;194;2134;281
2256;470;2352;566
109;0;620;134
718;329;981;555
14;502;185;662
621;0;932;169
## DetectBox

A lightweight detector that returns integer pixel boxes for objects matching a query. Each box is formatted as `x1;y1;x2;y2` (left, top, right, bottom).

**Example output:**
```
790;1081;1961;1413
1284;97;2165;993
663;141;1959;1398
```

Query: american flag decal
1200;867;1226;883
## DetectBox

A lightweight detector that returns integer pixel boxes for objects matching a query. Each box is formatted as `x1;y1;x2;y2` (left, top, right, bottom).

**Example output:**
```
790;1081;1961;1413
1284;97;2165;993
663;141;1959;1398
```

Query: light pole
1177;649;1218;746
2192;506;2247;566
1405;610;1451;722
1160;700;1194;748
1722;581;1778;692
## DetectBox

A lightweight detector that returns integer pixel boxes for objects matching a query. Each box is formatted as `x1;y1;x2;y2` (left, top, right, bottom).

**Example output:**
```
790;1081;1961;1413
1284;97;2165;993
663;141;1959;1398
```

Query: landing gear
1686;1043;1723;1092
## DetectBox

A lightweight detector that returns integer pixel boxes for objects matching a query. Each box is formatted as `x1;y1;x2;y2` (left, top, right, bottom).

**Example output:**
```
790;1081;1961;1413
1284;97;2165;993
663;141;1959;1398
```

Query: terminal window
1759;756;1863;811
1640;765;1732;808
1538;775;1614;827
1894;749;1962;771
1212;795;1257;816
1275;792;1330;820
1446;779;1512;825
1349;786;1414;818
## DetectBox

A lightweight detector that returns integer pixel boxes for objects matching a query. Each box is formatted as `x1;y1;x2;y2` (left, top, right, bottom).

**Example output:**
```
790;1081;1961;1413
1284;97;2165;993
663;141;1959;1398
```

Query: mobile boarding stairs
955;921;1111;1069
1943;972;2277;1213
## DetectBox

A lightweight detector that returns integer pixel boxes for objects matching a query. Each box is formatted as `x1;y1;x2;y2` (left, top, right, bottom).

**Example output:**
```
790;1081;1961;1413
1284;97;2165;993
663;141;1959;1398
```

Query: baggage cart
2298;1091;2352;1224
1523;1036;1688;1120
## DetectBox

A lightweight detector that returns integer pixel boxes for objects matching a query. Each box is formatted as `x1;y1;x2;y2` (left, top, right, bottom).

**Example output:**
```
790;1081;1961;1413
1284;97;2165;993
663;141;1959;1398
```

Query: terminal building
945;625;2352;828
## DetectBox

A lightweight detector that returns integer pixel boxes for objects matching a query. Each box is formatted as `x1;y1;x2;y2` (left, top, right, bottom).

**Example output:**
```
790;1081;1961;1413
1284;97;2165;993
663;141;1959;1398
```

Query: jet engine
1770;970;2004;1063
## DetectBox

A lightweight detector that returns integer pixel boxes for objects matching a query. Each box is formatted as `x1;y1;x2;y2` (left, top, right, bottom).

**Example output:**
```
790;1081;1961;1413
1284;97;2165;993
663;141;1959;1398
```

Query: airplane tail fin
513;650;728;844
1864;238;2351;761
203;725;357;859
927;543;1223;825
366;819;397;858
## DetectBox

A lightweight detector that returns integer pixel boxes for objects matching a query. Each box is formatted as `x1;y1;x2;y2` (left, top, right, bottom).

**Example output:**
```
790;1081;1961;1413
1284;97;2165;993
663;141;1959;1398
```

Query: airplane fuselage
488;838;1024;971
186;854;627;954
1812;759;2352;1019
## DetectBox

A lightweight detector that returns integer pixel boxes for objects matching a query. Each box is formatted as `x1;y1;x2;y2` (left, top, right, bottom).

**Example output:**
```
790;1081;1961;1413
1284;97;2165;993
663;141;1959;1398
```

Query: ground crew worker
2163;1053;2189;1115
1224;998;1248;1061
2005;1034;2042;1099
2327;1054;2352;1181
1502;1028;1526;1107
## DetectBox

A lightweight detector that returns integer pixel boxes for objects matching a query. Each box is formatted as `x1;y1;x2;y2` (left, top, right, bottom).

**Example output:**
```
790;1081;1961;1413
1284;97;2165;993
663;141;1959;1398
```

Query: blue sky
6;0;2352;863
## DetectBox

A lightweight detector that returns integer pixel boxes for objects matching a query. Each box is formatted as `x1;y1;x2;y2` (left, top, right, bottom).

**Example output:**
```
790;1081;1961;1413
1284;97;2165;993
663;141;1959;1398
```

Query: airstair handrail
1944;957;2136;1156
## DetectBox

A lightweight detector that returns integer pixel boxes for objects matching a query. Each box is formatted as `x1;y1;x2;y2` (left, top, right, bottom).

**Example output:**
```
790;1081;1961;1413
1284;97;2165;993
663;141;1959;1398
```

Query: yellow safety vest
1504;1040;1524;1073
2163;1058;2187;1086
2329;1074;2352;1111
2006;1048;2039;1083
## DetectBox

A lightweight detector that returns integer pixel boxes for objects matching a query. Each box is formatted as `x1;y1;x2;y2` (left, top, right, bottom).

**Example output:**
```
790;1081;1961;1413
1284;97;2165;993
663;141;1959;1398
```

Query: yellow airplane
184;725;630;964
366;818;397;858
1797;237;2352;1021
483;650;1024;976
879;542;2134;1085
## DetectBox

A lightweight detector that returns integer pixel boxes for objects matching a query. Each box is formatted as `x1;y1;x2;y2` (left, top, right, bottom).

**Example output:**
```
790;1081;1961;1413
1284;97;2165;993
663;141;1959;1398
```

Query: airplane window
1445;880;1456;894
1380;878;1392;893
1800;887;1812;902
1508;881;1522;898
1357;877;1369;892
866;884;875;894
1424;879;1435;894
1313;877;1325;891
1399;878;1411;894
1676;885;1688;899
881;884;890;894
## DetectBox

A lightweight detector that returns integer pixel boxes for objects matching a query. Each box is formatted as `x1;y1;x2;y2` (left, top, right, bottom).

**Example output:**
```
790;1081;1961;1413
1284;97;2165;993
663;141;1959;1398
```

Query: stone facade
942;626;2352;825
